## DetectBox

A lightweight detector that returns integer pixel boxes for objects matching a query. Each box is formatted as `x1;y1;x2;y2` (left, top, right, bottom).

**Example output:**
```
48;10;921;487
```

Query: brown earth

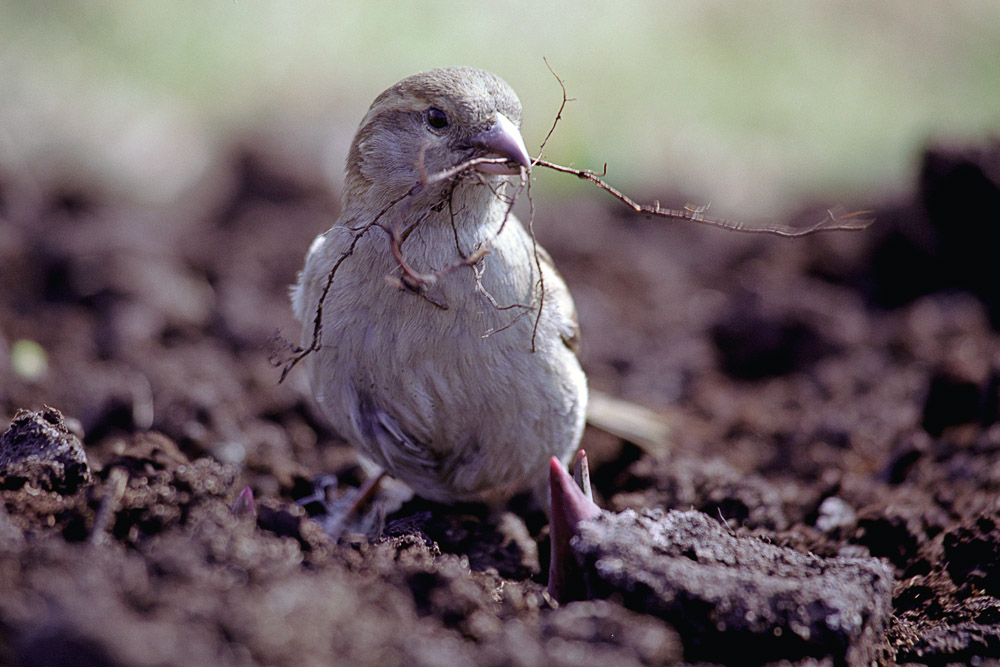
1;138;999;665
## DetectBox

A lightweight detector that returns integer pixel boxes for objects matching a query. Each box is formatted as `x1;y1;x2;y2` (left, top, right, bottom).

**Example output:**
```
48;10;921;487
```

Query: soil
1;137;999;666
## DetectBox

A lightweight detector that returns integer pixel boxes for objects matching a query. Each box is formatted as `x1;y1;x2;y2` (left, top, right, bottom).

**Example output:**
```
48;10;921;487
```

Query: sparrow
291;67;587;503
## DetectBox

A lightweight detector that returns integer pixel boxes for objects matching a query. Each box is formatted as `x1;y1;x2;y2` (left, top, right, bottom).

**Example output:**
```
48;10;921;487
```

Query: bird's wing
358;398;440;478
290;231;332;326
534;244;582;354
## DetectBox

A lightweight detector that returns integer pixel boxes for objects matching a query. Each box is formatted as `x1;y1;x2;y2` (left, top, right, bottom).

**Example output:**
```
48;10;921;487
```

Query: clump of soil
2;138;1000;664
572;508;894;664
0;407;91;494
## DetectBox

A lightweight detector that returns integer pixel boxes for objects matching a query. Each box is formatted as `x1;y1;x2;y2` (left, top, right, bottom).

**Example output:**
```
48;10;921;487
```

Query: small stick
533;158;873;237
279;184;420;382
526;175;545;352
534;57;574;165
88;467;127;547
423;156;512;185
572;449;594;502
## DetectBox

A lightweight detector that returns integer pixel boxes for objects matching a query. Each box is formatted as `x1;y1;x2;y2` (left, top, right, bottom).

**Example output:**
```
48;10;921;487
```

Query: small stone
0;407;92;494
816;496;857;533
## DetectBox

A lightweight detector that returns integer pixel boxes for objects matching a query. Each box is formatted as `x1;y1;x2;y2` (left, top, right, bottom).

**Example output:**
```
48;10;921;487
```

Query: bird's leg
323;468;388;539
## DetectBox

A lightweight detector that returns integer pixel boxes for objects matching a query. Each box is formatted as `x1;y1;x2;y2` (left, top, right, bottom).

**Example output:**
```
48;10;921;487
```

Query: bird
291;67;587;504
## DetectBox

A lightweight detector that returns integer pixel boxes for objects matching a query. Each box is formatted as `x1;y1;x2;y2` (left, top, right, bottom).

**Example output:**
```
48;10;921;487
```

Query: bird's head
344;67;530;210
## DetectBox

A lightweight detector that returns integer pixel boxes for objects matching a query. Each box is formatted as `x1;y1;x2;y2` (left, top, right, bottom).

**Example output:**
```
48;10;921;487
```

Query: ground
1;139;999;665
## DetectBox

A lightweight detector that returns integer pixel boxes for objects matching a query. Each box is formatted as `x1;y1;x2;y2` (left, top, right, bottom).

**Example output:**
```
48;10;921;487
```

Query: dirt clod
0;408;91;494
572;509;893;665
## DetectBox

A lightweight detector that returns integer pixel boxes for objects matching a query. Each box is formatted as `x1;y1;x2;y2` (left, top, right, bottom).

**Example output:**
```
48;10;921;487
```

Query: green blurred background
2;1;998;217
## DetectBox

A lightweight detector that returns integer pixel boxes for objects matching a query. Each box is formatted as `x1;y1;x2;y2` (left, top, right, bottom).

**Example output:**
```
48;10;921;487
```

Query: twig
527;176;545;352
572;449;594;502
439;168;534;327
477;252;534;338
473;260;531;314
534;57;574;165
279;184;419;382
447;184;465;256
480;307;533;339
392;163;528;308
718;508;737;536
494;166;527;239
88;467;127;547
423;156;511;185
533;158;874;237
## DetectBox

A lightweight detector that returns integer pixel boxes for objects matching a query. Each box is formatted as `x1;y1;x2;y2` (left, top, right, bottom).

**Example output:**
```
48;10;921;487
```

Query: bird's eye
426;107;449;130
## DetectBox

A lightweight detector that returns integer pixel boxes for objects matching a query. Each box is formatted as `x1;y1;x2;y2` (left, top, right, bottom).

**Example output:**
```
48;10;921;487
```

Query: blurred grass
1;1;998;216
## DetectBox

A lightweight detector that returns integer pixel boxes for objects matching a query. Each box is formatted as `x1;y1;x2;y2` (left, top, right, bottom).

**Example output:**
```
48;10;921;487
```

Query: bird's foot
295;469;398;539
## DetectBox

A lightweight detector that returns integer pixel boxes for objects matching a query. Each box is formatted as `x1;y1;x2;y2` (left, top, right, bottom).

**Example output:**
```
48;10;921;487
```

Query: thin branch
423;155;511;185
447;186;464;256
468;167;538;340
534;57;574;165
533;158;874;237
399;192;448;245
481;306;533;339
387;225;436;291
393;163;527;298
527;176;545;353
436;162;537;336
88;467;127;547
475;171;518;205
278;184;419;382
472;259;531;313
494;166;527;238
293;156;514;352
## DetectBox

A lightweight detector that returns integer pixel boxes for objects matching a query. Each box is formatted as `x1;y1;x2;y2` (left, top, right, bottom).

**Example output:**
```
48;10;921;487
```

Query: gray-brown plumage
292;67;587;502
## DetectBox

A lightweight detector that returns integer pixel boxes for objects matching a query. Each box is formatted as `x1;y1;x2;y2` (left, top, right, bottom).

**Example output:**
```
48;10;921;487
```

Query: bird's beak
470;113;531;175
